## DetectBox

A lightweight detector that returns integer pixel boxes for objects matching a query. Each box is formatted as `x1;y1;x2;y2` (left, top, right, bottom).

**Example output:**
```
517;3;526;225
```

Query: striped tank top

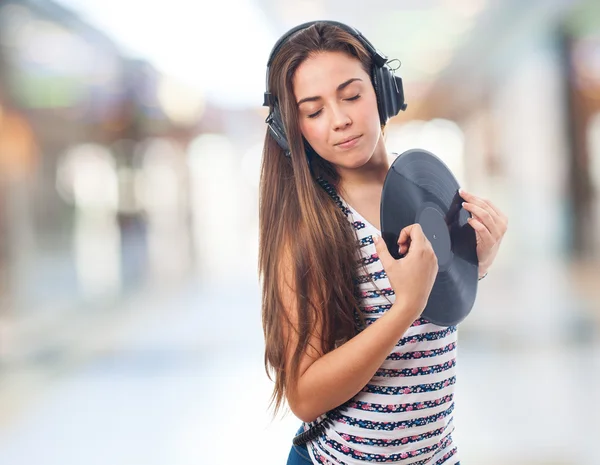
302;180;460;465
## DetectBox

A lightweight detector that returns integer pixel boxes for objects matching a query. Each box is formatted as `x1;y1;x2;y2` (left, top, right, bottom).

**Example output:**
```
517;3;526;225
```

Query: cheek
300;119;327;146
362;93;381;127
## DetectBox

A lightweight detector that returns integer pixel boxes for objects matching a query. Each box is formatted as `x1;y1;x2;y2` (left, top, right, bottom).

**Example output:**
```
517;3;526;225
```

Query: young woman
259;21;508;465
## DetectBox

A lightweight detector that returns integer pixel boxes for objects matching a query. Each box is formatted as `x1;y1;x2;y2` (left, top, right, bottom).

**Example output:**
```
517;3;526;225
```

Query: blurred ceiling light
187;133;236;176
186;132;241;277
134;138;183;215
0;3;32;48
56;144;119;211
157;75;206;126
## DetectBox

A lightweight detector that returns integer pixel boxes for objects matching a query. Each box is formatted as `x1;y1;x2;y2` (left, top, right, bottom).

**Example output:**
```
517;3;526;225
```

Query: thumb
372;234;395;270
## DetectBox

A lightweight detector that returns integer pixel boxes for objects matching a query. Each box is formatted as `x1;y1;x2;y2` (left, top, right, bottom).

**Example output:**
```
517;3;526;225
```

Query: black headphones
263;20;407;160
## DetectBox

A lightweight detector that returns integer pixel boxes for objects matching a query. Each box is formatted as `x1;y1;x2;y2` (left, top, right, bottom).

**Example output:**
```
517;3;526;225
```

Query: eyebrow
297;78;363;106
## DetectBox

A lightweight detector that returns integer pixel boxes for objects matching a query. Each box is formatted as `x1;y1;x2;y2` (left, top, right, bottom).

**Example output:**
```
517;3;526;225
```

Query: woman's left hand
459;188;508;278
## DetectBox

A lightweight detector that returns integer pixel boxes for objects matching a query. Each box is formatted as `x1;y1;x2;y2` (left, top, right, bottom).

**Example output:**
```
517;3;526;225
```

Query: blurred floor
0;255;599;465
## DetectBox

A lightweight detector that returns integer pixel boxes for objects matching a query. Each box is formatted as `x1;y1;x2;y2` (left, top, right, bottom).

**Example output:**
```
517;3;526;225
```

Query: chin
355;146;375;162
317;145;373;168
341;150;372;169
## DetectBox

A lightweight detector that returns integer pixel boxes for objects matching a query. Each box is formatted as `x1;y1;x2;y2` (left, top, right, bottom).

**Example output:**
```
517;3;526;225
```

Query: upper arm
277;241;325;416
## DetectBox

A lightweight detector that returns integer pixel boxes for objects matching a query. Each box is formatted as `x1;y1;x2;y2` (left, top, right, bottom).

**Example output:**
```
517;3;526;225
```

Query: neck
336;135;389;197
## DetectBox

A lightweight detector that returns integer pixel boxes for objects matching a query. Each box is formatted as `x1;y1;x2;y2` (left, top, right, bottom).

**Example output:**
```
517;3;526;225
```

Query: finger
402;225;432;257
398;223;425;247
459;188;488;207
397;225;412;246
462;202;502;238
398;226;414;255
467;217;494;245
372;234;395;270
460;188;502;218
398;234;411;255
461;189;509;235
399;242;409;255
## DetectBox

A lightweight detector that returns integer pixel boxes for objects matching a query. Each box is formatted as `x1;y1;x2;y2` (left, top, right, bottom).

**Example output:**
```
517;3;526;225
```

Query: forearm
291;300;415;422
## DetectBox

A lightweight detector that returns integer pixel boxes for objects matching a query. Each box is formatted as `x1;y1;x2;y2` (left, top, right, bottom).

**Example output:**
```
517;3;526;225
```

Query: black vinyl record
380;148;479;326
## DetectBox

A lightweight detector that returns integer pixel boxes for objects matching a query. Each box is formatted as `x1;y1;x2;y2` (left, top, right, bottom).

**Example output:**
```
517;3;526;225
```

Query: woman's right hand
373;224;438;320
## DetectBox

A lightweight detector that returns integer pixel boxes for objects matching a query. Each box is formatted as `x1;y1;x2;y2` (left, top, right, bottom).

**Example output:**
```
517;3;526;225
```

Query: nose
331;104;352;131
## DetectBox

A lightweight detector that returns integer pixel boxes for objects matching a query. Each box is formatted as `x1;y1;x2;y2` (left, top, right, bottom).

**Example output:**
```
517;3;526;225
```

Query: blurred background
0;0;599;464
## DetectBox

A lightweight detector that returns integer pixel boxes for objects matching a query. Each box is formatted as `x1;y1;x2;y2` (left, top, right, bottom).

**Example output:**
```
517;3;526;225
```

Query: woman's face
292;51;382;170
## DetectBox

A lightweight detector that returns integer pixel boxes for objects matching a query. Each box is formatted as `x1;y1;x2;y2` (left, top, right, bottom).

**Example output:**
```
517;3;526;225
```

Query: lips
335;135;362;146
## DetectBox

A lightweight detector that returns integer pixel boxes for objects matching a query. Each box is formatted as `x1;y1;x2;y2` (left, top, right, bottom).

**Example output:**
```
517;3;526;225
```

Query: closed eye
307;94;361;119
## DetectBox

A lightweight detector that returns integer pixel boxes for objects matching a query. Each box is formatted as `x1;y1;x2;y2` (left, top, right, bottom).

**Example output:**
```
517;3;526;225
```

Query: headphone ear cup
267;102;314;169
371;67;387;125
373;65;407;124
267;103;291;156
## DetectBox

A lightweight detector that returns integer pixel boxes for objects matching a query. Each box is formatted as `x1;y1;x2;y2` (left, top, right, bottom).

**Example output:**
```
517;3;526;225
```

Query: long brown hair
259;22;378;418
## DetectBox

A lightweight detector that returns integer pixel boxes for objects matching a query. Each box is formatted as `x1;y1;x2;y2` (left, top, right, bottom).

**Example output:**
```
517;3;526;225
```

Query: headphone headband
266;20;387;69
264;20;388;107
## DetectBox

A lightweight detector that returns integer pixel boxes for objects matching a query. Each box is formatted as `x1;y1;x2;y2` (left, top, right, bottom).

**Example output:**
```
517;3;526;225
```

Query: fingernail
372;234;379;244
